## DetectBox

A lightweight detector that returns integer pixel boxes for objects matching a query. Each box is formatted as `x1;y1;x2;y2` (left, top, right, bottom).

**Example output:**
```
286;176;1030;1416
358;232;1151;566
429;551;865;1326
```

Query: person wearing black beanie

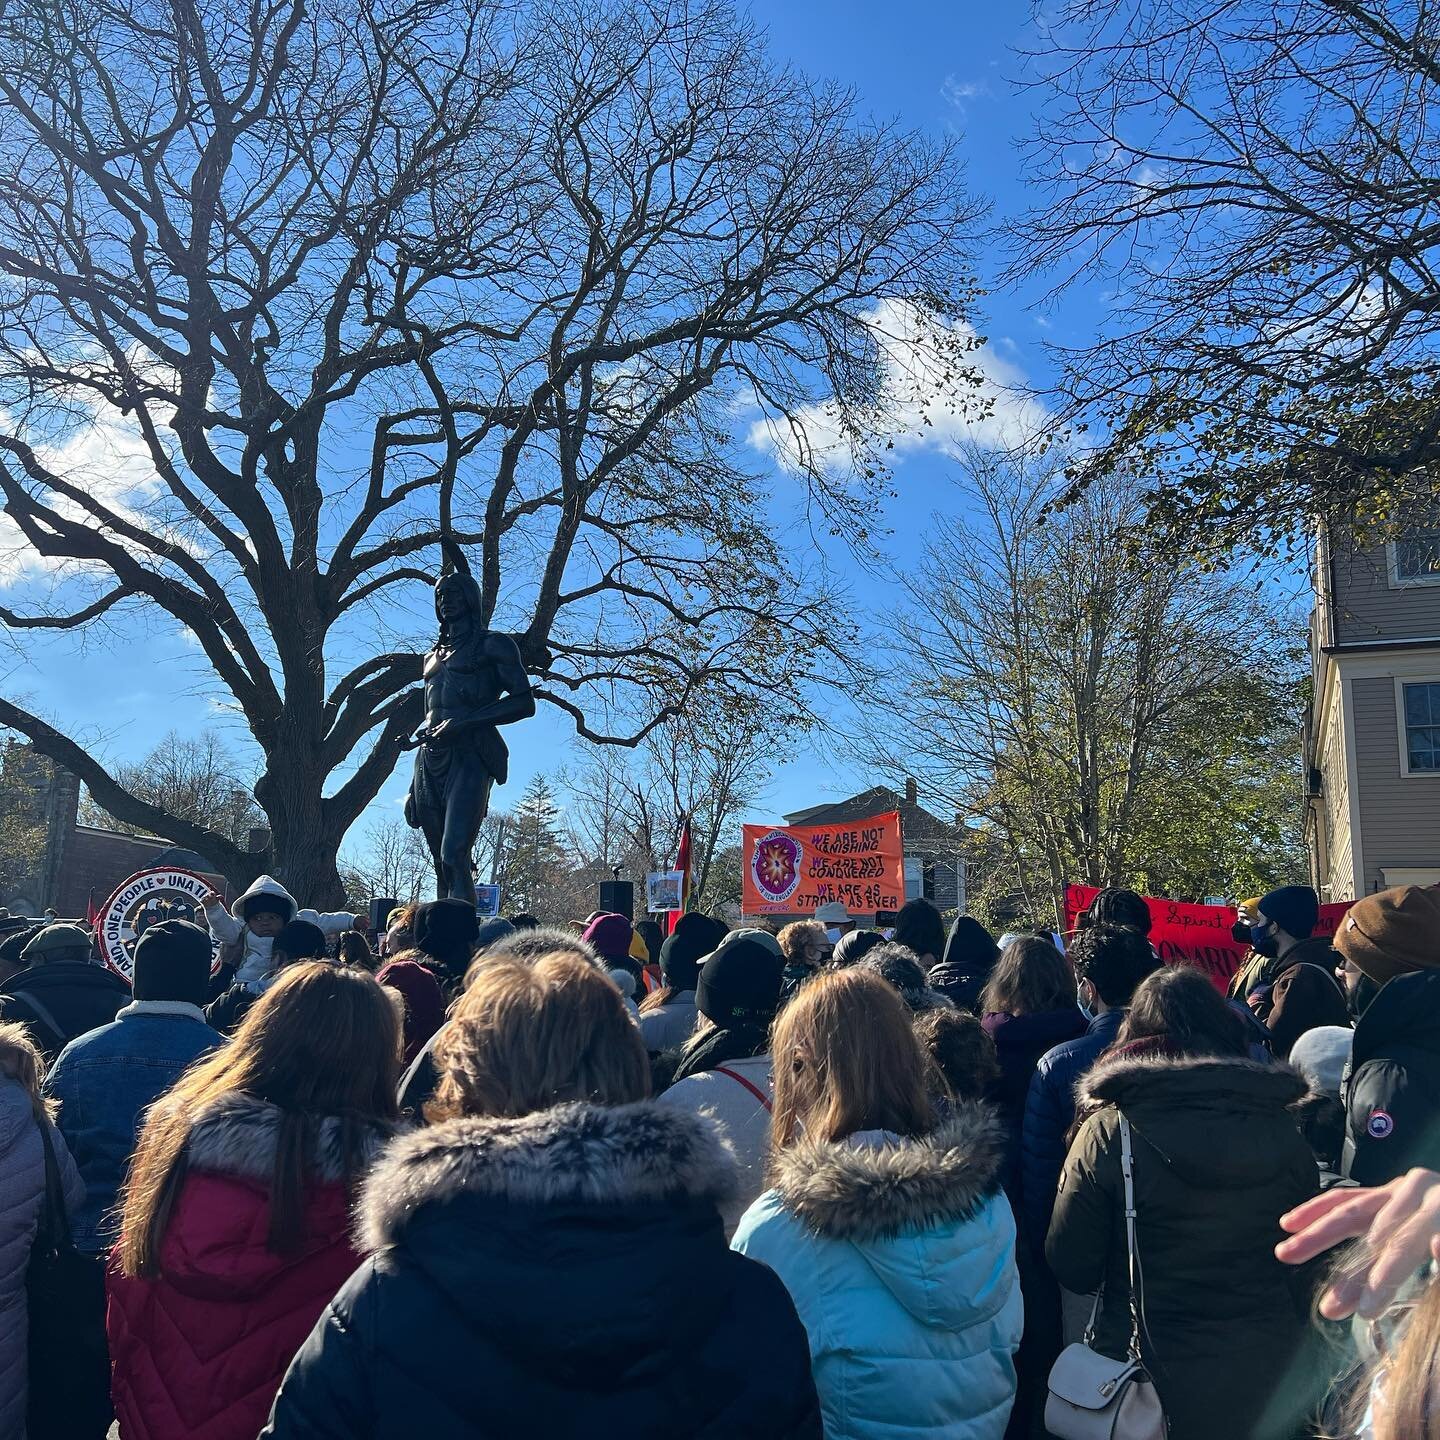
830;929;886;969
1241;884;1348;1058
205;920;328;1032
928;916;1001;1013
659;930;785;1234
41;920;222;1438
412;898;482;995
639;914;729;1055
132;919;215;1007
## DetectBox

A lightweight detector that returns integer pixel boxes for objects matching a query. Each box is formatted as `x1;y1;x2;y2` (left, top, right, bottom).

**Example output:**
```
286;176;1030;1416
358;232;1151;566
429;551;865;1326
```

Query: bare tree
854;445;1306;925
1008;0;1440;552
562;691;780;911
0;0;980;904
338;815;435;907
78;730;264;847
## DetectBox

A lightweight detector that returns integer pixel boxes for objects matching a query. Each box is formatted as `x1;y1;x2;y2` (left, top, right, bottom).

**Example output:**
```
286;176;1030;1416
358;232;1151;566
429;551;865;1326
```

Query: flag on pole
669;818;692;935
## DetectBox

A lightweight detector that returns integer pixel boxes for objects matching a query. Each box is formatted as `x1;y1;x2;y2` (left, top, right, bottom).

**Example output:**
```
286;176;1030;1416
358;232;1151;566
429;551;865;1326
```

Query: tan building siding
1352;674;1440;894
1320;672;1353;901
1331;538;1440;647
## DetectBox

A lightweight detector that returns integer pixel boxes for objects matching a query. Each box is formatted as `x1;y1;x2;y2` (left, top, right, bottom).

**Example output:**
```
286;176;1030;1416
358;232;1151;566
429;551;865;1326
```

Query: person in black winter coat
1240;885;1346;1041
0;924;130;1060
1334;885;1440;1185
0;919;34;988
1020;923;1161;1255
927;915;1000;1013
264;951;820;1440
976;933;1085;1440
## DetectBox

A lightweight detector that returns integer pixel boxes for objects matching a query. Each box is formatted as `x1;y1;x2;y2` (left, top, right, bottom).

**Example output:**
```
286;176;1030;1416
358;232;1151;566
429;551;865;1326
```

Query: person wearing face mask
1232;885;1350;1057
1021;924;1160;1338
1227;896;1266;1000
812;901;854;947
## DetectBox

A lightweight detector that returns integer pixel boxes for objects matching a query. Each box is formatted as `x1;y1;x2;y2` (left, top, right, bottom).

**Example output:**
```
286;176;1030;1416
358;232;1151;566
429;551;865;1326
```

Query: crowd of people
1;872;1440;1437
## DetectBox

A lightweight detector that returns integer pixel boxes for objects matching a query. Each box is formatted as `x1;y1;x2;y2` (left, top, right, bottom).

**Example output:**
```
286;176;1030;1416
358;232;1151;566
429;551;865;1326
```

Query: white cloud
0;352;195;588
942;76;994;106
748;298;1049;476
1257;277;1386;371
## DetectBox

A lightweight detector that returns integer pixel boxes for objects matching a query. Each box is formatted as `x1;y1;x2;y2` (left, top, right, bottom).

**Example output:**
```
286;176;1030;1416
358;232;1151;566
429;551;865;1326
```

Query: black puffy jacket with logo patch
1344;968;1440;1185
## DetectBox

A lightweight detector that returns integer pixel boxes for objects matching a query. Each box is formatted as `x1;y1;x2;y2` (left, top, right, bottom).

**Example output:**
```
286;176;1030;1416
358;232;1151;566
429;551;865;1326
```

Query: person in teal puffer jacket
732;968;1022;1440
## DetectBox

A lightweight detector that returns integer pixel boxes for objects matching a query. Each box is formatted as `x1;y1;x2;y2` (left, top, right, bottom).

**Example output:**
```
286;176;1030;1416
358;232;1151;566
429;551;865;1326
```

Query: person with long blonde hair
107;963;401;1440
263;952;820;1439
0;1021;83;1439
731;968;1022;1439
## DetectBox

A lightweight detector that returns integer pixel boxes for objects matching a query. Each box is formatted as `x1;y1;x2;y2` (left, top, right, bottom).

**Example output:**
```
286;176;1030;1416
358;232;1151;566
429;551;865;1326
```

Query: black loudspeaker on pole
597;880;634;920
369;897;399;931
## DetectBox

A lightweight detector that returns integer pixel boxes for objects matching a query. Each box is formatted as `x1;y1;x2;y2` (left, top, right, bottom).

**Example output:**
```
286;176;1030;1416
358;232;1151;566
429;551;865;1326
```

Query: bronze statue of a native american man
405;565;535;908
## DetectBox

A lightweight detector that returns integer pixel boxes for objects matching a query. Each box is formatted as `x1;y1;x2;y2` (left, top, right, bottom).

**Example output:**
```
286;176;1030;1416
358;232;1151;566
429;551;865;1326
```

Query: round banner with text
95;867;223;981
750;830;804;905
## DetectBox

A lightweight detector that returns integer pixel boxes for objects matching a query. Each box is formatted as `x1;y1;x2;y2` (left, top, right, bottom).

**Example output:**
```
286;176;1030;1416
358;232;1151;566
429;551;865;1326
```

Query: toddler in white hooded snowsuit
203;875;356;989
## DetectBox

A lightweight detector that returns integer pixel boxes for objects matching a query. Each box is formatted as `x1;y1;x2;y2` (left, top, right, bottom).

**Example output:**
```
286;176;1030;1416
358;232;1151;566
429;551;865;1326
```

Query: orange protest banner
742;810;905;916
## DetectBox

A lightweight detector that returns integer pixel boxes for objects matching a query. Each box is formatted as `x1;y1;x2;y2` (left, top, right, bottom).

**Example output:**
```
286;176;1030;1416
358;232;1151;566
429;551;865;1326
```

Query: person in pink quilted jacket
107;964;400;1440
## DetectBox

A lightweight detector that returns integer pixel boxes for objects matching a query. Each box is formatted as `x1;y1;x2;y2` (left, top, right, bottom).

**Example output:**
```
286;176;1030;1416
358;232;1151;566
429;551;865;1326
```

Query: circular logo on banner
1367;1109;1395;1140
751;832;803;905
96;868;223;981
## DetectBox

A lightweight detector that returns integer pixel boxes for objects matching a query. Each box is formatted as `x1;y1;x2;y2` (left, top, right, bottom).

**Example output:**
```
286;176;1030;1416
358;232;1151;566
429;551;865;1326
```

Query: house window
1389;531;1440;587
1400;681;1440;773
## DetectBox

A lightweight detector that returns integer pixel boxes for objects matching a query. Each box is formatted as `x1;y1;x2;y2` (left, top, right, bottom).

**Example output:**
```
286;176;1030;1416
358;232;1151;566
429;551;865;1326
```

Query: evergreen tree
497;777;582;919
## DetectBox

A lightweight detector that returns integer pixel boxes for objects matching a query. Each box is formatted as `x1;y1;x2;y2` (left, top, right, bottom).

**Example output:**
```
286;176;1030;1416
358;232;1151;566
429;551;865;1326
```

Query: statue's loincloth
408;736;504;829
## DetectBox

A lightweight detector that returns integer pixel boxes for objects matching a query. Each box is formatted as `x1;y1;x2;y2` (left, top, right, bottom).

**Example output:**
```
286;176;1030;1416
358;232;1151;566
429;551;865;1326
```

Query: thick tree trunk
269;832;348;911
255;740;348;910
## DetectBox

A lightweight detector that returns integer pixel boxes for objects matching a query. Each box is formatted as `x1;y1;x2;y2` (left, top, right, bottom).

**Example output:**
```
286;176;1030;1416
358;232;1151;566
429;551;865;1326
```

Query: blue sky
1;0;1114;866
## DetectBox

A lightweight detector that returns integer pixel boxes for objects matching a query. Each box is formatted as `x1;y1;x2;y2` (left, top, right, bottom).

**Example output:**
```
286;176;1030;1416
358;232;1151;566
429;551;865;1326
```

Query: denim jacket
43;1001;222;1253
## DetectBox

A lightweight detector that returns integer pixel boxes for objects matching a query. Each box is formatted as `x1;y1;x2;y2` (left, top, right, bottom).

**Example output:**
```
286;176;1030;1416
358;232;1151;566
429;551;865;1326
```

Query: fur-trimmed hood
1077;1049;1309;1113
185;1092;396;1185
768;1101;1006;1243
145;1093;392;1301
360;1100;737;1251
1076;1049;1312;1192
740;1101;1018;1337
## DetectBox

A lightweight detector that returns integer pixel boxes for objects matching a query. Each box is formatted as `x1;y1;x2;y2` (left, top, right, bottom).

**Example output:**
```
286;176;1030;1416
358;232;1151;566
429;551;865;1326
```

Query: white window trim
1387;539;1440;589
1393;675;1440;777
1382;868;1440;887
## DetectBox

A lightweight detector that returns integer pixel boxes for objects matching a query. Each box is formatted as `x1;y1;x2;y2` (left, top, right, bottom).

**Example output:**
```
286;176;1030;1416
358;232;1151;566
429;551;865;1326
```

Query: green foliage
862;446;1308;928
0;740;50;906
495;776;586;919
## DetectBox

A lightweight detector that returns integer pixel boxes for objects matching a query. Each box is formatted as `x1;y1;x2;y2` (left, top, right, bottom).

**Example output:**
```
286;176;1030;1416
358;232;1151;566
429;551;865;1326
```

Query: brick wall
51;827;226;919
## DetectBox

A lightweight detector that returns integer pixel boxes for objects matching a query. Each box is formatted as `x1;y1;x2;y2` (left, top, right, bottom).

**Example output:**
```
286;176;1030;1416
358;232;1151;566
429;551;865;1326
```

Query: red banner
1064;885;1354;991
742;810;905;917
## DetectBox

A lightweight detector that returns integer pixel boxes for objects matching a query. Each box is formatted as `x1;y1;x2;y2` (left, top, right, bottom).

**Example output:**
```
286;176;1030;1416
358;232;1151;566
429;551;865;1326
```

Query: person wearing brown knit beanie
1338;886;1440;1185
1334;885;1440;985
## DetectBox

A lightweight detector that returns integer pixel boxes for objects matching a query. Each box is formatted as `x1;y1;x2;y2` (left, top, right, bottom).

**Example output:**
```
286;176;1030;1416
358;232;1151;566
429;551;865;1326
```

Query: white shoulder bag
1045;1113;1168;1440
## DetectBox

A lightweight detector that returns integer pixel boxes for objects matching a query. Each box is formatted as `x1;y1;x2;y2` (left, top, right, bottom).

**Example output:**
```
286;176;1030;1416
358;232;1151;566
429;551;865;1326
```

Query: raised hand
1277;1168;1440;1319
